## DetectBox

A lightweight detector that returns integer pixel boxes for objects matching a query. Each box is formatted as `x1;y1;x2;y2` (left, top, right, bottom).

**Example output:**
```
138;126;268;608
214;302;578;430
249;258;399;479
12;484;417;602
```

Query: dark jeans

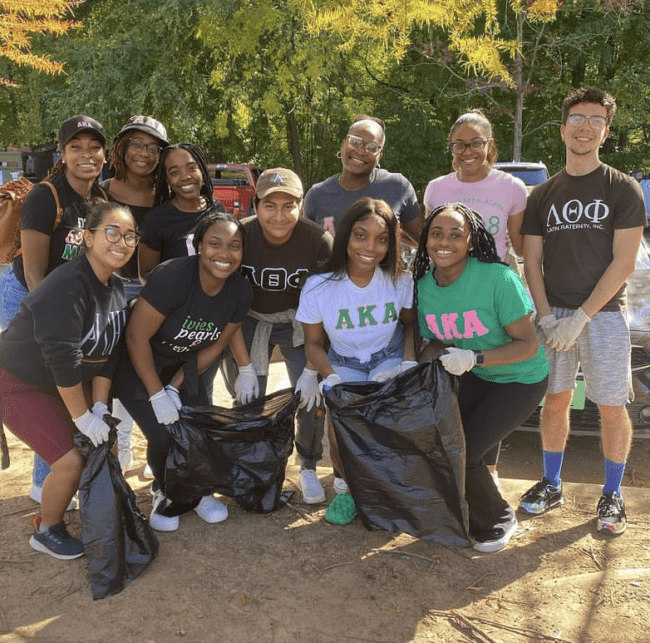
458;371;548;537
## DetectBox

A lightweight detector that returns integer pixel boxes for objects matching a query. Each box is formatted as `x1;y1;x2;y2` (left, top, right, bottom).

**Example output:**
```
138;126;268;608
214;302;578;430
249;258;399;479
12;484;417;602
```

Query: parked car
208;163;261;218
520;235;650;437
494;161;550;192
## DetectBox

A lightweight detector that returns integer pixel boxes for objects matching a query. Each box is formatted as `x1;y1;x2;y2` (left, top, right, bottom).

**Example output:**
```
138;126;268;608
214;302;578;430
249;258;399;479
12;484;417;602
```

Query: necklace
337;168;378;191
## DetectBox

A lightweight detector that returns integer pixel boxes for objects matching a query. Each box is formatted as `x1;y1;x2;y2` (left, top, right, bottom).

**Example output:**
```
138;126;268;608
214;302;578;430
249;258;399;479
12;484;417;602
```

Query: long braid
411;203;506;352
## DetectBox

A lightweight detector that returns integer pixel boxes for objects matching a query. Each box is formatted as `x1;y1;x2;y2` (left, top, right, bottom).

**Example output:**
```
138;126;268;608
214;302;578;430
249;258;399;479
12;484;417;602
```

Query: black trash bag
74;420;159;600
163;388;299;513
324;360;471;546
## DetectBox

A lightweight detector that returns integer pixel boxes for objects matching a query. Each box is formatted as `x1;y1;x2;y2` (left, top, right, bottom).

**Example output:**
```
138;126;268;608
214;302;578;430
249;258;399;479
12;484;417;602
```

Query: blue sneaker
29;518;84;560
518;478;564;515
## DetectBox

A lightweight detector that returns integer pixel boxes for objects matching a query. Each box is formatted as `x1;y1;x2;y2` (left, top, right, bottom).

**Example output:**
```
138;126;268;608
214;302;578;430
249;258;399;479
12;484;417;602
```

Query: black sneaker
473;517;518;553
518;478;564;515
29;518;84;560
596;492;627;536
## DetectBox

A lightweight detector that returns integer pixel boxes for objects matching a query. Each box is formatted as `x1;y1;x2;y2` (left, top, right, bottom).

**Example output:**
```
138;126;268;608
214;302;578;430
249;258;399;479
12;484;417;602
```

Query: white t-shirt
423;169;528;260
296;268;413;362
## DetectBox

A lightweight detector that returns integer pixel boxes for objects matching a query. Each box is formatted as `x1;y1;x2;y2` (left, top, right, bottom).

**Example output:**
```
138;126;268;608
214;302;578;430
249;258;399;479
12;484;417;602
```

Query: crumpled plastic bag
324;360;471;546
163;388;299;513
74;420;158;600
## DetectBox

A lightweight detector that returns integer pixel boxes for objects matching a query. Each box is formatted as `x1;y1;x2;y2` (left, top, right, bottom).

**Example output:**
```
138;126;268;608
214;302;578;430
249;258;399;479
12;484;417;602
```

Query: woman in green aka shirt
412;202;548;553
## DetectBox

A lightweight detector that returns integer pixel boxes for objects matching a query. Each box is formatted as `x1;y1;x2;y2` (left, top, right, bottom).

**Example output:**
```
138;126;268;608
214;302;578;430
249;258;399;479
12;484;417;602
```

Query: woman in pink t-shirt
423;109;528;263
423;109;528;481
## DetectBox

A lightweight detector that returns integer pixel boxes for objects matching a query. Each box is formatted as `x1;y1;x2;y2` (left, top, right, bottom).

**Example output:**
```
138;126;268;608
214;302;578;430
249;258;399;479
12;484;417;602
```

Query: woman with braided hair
412;202;548;552
137;143;225;282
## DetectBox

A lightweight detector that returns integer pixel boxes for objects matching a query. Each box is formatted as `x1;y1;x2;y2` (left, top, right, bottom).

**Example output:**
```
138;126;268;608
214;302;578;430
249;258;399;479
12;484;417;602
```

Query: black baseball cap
58;115;106;148
115;115;168;146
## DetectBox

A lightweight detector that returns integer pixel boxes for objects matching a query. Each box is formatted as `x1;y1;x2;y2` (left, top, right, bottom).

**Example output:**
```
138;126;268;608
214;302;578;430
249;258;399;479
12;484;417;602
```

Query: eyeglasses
92;226;140;247
346;134;383;156
449;139;488;154
127;138;162;157
566;113;608;129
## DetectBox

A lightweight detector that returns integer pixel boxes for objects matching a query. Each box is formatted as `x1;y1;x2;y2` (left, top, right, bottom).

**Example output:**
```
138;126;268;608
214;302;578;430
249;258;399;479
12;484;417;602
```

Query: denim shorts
328;327;404;379
0;265;28;330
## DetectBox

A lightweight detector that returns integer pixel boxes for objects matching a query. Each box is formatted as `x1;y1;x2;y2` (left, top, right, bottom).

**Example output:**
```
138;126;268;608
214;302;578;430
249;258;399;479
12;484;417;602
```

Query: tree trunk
287;112;303;181
512;10;524;162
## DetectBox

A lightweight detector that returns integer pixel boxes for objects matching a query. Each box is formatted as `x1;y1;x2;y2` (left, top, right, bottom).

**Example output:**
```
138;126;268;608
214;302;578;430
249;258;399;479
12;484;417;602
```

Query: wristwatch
473;350;485;366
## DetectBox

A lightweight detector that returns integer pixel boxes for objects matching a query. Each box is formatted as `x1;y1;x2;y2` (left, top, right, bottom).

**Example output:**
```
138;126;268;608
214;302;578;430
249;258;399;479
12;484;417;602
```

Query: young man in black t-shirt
520;88;646;535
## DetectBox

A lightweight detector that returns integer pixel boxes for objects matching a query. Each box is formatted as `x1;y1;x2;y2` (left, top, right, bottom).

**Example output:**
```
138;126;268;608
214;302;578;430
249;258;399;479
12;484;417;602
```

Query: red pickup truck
208;163;261;219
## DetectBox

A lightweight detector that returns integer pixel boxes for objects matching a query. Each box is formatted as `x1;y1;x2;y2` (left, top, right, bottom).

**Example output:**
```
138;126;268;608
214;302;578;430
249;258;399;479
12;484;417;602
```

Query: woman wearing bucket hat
102;115;168;299
0;114;108;508
101;115;168;471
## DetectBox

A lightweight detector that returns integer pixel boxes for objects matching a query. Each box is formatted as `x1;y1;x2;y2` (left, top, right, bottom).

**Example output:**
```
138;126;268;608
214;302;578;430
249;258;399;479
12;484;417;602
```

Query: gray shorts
543;307;632;406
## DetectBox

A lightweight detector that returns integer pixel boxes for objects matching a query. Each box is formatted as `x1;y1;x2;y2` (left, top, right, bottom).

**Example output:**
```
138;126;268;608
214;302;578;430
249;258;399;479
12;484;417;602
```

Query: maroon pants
0;368;76;465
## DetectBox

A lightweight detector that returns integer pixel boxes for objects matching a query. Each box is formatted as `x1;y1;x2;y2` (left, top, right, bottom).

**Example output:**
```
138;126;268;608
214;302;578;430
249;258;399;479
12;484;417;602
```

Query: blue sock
542;451;564;488
603;459;626;496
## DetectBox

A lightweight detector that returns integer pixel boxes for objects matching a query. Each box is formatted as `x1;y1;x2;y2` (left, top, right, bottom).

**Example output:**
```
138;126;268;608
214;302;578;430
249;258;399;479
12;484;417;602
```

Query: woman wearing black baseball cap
101;115;168;471
0;113;108;505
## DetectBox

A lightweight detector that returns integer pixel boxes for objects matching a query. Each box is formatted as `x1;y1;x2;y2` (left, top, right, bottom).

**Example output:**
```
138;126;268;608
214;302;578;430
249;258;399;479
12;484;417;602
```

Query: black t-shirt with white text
13;174;106;288
141;255;252;371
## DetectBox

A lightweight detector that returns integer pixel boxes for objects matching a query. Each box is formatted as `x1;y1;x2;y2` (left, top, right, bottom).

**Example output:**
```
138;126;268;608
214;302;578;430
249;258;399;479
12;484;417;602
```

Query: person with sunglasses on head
0;202;137;560
423;108;529;486
520;87;646;537
303;115;423;245
101;115;168;471
0;115;109;510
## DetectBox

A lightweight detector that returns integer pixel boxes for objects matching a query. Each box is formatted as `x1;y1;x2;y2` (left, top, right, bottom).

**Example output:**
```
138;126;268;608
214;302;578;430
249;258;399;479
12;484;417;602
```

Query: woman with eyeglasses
102;115;168;301
423;109;529;485
0;202;137;560
304;115;423;244
0;115;109;509
423;109;528;264
116;211;252;533
101;115;168;471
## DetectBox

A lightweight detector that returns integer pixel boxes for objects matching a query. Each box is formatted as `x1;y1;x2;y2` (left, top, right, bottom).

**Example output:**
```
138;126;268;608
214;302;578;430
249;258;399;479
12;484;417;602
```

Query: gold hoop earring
336;150;342;160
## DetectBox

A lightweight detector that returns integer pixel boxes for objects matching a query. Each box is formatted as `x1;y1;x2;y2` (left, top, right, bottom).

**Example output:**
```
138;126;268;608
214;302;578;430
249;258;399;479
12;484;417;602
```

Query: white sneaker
193;495;228;524
118;448;133;472
29;484;78;512
149;490;179;532
298;468;326;504
333;477;349;495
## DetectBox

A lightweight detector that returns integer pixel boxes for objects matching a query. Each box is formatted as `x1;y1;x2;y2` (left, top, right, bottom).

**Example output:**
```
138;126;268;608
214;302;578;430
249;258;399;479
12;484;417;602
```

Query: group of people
0;85;644;562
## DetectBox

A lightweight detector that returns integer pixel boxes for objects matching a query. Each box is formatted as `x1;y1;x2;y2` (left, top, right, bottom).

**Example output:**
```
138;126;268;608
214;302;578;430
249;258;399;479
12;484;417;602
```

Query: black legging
115;356;211;488
458;371;548;538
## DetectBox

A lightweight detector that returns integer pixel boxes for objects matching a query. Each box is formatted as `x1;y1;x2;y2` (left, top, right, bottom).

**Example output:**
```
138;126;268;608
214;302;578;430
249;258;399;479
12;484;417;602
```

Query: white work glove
537;314;560;342
73;410;110;447
545;307;591;352
319;373;343;393
370;360;419;382
439;347;477;376
295;367;321;412
164;384;182;410
91;401;109;420
149;388;180;425
235;364;259;404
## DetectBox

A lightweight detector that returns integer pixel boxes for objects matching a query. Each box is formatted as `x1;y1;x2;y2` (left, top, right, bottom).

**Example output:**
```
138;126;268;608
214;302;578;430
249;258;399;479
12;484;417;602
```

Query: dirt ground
1;365;650;643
